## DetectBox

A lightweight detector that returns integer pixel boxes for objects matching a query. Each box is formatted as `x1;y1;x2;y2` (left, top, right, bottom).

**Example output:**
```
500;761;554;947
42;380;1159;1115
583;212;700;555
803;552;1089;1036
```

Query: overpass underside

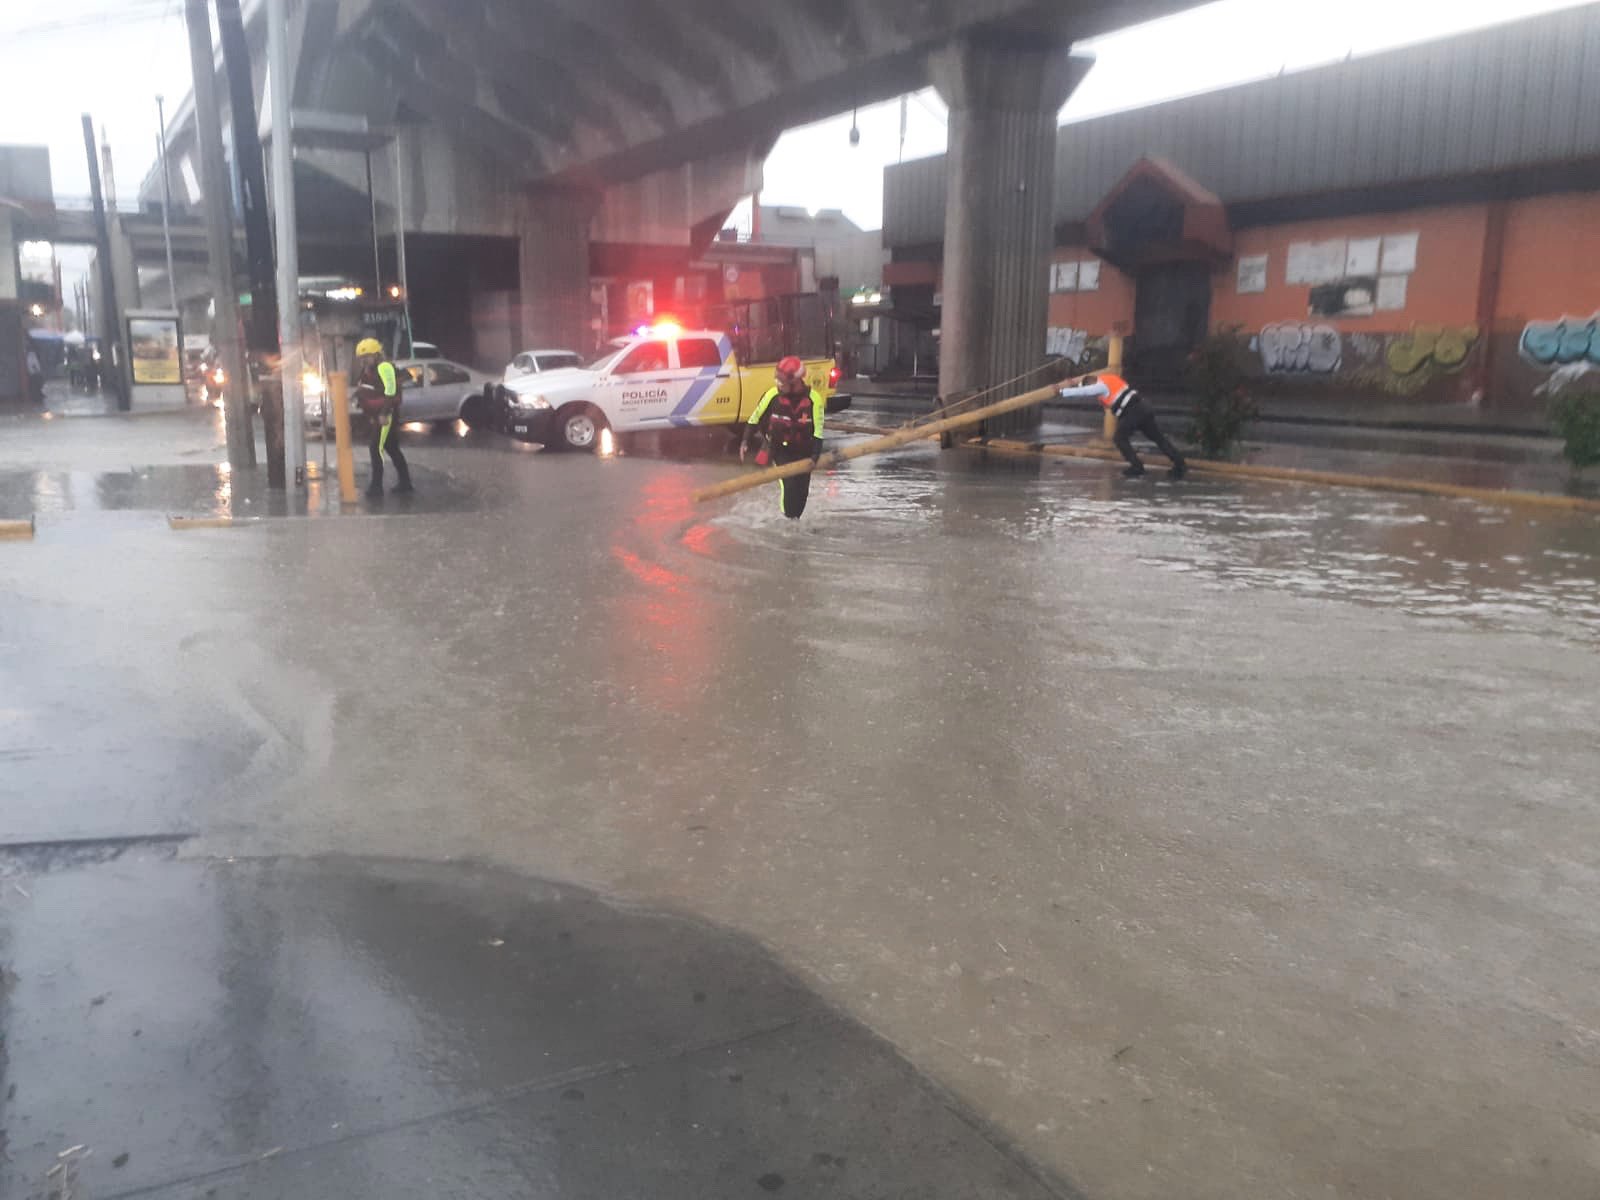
156;0;1197;428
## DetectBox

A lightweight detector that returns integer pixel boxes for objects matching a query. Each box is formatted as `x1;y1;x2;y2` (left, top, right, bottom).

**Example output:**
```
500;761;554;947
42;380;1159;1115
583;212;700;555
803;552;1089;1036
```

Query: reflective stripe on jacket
748;385;825;444
1095;373;1137;417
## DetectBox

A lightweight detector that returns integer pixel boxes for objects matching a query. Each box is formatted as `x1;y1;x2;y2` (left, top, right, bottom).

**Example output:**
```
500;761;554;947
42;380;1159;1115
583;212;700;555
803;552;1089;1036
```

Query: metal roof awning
1086;156;1233;270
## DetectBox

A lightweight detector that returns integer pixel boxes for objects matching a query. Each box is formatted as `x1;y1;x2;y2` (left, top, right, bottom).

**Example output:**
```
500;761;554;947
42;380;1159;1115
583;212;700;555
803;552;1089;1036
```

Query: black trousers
368;415;411;489
772;442;816;519
1113;396;1186;472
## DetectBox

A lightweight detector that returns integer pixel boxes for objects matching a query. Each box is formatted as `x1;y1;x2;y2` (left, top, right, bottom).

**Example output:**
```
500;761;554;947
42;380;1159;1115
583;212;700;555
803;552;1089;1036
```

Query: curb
972;438;1600;514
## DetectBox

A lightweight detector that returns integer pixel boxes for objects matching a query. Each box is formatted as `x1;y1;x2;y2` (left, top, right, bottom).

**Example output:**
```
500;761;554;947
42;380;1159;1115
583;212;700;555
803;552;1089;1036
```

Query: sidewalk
845;381;1584;497
849;378;1557;439
0;852;1071;1200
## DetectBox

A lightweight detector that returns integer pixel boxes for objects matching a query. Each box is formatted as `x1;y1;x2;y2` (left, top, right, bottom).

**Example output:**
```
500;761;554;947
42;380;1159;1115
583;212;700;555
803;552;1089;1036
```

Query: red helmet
776;355;805;385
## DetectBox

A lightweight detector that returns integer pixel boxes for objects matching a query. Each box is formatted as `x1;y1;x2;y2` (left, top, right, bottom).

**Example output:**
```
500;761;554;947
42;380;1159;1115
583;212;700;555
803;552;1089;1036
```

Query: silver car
305;357;499;432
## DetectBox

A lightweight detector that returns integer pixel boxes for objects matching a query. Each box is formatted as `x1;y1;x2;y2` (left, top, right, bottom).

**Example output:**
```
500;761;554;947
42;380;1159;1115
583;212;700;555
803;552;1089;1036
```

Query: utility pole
215;0;279;359
156;96;179;313
364;149;384;298
393;135;411;345
82;114;129;411
217;0;289;482
265;0;305;484
184;0;255;471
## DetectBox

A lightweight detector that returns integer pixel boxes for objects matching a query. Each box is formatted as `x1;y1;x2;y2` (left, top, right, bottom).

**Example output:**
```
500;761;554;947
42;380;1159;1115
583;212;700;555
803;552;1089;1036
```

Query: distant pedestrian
25;347;45;406
742;355;825;518
1065;369;1187;480
353;337;414;498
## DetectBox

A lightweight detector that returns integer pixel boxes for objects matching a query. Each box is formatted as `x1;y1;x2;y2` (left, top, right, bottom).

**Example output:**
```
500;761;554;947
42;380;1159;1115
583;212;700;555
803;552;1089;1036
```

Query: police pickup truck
490;323;843;452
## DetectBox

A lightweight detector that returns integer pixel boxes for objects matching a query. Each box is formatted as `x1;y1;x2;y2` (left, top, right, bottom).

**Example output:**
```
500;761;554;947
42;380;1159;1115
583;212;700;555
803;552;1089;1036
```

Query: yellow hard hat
355;338;383;357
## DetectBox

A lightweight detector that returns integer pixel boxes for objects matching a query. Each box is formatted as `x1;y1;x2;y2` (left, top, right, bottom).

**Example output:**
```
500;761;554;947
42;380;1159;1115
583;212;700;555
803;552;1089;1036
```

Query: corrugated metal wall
885;3;1600;247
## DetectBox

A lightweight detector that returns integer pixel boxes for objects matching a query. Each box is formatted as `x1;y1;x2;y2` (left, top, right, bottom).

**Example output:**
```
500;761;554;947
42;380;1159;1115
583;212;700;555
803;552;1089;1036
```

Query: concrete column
930;34;1091;435
518;186;598;356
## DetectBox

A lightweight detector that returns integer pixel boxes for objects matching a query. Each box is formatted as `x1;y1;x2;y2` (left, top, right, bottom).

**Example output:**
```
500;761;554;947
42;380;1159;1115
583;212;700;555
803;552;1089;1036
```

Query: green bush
1549;391;1600;470
1185;327;1259;458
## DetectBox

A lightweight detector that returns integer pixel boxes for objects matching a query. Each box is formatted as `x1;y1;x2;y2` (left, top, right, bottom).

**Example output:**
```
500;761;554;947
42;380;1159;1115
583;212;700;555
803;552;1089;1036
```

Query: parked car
304;357;499;433
504;347;585;382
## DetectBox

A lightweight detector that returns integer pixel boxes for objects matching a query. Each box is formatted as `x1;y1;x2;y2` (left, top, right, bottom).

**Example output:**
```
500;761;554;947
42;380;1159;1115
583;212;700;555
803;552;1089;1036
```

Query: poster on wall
1077;260;1101;292
1345;237;1382;277
1381;232;1419;274
128;315;182;385
1287;239;1347;285
1376;274;1409;312
626;280;655;321
1236;254;1268;294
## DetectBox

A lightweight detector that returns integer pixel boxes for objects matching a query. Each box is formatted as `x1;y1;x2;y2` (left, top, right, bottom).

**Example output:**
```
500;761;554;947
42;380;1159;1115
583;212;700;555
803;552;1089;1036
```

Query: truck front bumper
490;385;558;443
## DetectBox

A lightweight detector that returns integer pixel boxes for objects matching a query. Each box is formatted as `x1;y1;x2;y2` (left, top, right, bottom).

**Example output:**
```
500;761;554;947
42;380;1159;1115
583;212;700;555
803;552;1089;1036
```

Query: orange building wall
1493;191;1600;325
1211;204;1490;335
1046;246;1135;336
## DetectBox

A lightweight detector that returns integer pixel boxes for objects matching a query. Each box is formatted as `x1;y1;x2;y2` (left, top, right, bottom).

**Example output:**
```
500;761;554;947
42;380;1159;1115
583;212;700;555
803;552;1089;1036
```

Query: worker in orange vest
1063;369;1187;480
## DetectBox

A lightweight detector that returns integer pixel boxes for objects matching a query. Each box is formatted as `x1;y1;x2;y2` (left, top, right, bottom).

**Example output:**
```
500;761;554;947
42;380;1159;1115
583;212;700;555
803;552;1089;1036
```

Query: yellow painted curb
167;515;243;530
973;438;1600;515
0;517;35;540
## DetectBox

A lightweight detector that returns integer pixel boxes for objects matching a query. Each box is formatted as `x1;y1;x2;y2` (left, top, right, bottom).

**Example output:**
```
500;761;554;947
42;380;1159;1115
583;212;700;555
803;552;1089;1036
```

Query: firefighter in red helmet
741;355;826;519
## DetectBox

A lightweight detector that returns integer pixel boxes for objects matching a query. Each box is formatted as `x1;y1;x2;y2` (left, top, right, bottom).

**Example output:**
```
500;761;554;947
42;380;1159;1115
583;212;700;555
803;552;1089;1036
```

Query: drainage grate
0;833;195;876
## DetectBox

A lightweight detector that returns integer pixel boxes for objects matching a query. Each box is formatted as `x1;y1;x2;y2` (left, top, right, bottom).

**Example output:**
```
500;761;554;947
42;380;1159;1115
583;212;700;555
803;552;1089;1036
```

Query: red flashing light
828;364;841;386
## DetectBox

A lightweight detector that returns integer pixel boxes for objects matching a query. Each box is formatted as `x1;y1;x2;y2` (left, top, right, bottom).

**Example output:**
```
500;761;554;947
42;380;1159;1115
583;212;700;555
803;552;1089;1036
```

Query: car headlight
302;370;326;399
507;392;551;411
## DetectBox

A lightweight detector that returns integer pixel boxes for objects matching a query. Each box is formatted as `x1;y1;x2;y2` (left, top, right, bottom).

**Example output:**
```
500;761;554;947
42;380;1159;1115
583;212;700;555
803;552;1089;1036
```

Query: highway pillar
930;34;1091;436
518;186;598;358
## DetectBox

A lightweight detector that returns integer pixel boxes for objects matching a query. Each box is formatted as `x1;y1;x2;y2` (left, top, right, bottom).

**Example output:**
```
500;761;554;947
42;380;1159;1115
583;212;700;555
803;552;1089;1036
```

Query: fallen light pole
692;382;1060;504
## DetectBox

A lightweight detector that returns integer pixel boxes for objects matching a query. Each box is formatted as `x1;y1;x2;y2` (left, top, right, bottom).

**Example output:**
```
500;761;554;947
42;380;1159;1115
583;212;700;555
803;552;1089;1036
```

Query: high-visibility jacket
356;360;402;418
748;384;824;448
1092;373;1138;417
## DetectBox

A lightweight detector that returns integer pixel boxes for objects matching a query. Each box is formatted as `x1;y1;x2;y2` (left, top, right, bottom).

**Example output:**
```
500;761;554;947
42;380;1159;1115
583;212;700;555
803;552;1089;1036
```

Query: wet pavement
0;853;1063;1199
3;415;1600;1199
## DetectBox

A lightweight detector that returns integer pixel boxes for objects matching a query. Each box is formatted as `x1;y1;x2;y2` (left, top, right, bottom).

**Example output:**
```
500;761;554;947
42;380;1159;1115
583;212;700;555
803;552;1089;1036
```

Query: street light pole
156;94;179;314
266;0;305;485
183;0;255;470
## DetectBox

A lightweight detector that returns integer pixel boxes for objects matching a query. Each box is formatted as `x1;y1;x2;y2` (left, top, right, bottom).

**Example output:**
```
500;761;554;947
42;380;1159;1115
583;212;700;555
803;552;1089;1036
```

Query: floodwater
4;425;1600;1200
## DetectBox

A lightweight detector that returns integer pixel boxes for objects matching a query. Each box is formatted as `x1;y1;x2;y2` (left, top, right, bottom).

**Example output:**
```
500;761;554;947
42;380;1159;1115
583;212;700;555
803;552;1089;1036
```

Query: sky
1;0;1594;235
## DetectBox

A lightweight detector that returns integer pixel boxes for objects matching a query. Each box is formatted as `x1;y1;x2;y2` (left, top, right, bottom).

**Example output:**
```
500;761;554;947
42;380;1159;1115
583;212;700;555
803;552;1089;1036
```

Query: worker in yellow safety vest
1064;369;1187;480
741;355;826;518
353;337;414;497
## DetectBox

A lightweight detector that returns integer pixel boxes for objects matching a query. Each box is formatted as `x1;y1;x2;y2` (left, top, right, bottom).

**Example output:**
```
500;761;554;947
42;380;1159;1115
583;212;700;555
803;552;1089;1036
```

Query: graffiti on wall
1384;325;1478;378
1254;323;1479;396
1520;313;1600;396
1259;321;1342;374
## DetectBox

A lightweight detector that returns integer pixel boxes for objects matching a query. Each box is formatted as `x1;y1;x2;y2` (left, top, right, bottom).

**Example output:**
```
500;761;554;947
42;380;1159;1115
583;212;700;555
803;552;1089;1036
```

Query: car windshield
537;352;584;372
586;345;627;371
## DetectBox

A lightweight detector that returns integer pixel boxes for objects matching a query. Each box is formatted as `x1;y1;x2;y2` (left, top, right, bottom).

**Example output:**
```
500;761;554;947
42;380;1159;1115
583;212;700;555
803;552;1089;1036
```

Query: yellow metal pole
329;371;358;505
1102;334;1123;442
693;381;1060;504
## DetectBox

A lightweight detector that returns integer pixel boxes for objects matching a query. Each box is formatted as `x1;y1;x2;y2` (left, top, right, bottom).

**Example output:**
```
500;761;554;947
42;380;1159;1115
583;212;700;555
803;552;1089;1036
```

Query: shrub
1549;390;1600;470
1185;327;1259;458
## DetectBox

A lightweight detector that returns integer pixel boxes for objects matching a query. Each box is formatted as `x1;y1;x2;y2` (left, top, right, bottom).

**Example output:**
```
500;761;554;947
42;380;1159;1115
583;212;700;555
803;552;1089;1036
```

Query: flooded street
4;425;1600;1199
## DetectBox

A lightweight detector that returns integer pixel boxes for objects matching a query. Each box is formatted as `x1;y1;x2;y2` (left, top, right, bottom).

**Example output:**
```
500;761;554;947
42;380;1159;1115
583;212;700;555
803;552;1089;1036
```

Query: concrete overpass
147;0;1198;429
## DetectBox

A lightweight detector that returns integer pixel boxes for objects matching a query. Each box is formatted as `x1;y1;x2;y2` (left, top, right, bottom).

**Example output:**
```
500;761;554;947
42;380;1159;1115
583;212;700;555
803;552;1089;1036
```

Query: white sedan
504;347;585;382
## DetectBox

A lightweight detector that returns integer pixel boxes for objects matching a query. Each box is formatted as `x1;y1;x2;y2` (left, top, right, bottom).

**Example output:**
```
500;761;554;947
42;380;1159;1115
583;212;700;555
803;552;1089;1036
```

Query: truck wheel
459;393;489;429
554;404;605;453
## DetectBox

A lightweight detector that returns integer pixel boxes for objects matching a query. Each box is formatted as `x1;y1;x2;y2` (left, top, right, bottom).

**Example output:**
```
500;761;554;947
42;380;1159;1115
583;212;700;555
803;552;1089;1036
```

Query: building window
1051;259;1102;293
